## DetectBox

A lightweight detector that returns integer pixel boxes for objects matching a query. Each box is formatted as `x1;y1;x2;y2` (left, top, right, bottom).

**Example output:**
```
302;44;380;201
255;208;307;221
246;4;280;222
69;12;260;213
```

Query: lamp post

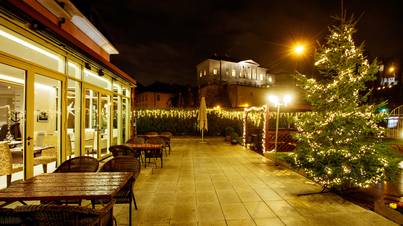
268;94;292;164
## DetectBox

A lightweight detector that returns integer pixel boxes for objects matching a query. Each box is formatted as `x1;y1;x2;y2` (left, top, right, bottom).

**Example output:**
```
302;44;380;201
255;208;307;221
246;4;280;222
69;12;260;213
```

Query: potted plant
231;132;239;145
225;127;234;142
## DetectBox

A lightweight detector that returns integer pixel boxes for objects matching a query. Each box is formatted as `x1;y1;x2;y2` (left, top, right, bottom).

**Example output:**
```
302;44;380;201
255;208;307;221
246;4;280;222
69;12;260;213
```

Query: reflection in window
100;94;110;158
112;94;122;145
33;74;61;176
67;79;81;158
84;89;98;158
0;63;25;188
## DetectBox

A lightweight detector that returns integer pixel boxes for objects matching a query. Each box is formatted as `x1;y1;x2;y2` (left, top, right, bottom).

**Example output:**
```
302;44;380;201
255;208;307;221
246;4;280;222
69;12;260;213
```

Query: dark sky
73;0;403;86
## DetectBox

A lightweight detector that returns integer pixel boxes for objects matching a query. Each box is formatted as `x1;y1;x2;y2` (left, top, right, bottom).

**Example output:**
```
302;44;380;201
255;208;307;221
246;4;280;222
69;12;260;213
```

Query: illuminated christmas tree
293;17;388;191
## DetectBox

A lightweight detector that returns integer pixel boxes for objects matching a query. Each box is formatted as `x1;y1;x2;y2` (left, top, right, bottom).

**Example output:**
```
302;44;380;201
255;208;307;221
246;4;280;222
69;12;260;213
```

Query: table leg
161;150;163;168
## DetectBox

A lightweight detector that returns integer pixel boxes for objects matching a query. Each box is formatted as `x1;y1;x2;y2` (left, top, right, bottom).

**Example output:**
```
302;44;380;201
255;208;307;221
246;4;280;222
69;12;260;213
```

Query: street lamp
268;93;292;164
293;44;305;56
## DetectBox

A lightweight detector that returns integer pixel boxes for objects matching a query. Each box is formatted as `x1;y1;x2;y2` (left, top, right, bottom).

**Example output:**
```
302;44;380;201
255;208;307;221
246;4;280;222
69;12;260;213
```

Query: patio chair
109;145;142;163
126;137;145;144
48;156;99;206
146;136;168;157
15;200;114;226
0;208;24;225
54;156;99;173
0;141;23;187
96;157;141;226
144;131;158;136
159;132;172;155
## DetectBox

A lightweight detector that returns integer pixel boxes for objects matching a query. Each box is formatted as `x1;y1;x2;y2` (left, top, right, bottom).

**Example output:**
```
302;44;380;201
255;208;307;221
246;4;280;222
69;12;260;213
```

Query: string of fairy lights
136;108;299;154
292;20;390;189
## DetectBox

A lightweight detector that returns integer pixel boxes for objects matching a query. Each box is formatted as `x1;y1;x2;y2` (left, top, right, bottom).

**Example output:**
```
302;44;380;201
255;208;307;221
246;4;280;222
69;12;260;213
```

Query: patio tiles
113;137;398;225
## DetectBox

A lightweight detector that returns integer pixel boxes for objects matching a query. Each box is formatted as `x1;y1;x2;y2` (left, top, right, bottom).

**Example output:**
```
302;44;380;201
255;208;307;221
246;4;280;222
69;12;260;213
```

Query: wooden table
138;134;172;152
126;143;163;168
0;172;132;203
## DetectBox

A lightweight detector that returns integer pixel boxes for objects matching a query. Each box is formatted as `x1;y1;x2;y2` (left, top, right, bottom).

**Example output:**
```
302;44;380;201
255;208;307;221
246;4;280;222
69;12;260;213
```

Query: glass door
83;86;112;159
0;62;26;188
99;93;110;158
84;88;98;158
32;74;61;176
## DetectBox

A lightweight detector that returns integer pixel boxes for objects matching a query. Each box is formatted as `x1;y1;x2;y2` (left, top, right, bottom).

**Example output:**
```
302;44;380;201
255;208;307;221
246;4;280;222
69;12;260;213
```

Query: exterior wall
0;2;136;187
199;84;229;107
136;92;174;108
228;85;269;108
197;58;273;108
197;59;274;88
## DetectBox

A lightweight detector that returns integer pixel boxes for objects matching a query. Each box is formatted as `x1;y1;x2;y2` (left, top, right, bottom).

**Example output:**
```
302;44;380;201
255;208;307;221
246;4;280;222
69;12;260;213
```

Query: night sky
73;0;403;86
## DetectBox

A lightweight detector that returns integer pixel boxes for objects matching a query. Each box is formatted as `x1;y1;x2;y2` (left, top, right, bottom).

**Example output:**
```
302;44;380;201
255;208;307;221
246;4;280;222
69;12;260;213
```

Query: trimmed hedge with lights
135;108;298;138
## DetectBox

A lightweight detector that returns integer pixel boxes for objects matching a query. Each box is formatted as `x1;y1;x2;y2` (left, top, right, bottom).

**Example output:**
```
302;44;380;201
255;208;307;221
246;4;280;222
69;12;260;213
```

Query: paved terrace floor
114;137;397;226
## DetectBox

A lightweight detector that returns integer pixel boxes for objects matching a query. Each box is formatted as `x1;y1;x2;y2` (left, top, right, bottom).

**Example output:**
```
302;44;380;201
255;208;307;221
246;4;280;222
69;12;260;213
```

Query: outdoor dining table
0;172;132;204
125;143;164;168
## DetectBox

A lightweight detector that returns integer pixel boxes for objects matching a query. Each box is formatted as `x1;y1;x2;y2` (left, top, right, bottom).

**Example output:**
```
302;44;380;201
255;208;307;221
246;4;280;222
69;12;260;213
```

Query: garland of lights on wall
243;106;267;153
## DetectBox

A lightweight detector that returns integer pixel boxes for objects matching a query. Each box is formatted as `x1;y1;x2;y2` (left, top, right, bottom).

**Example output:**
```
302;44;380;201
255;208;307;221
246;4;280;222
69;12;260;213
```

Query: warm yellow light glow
214;105;221;110
0;27;61;61
389;66;395;73
241;103;249;108
268;95;279;105
267;93;292;106
283;94;292;105
293;43;305;56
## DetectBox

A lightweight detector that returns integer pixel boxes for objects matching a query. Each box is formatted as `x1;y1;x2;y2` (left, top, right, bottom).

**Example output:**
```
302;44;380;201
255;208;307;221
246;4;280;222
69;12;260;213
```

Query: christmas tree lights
293;17;388;190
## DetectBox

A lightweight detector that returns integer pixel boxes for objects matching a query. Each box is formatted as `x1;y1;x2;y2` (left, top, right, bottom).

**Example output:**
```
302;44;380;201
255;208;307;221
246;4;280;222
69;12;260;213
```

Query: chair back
100;157;141;178
54;156;99;173
146;137;165;145
160;131;173;137
109;145;139;158
15;202;114;226
126;137;145;144
145;131;158;136
0;141;12;176
0;207;24;225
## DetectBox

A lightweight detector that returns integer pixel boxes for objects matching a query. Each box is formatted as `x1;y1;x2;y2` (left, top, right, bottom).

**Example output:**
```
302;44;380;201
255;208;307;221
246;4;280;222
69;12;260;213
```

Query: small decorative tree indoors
293;17;389;191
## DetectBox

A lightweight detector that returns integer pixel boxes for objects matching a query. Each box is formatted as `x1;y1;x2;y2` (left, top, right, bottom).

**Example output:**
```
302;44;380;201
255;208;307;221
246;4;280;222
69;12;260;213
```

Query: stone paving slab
114;137;398;226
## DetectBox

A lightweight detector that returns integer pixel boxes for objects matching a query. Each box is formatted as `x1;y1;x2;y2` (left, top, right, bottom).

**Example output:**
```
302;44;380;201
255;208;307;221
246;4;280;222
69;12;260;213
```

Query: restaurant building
0;1;136;188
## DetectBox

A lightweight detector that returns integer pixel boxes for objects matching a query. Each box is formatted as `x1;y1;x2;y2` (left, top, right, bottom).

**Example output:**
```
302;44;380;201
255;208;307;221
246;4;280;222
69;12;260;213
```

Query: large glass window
33;74;61;176
67;79;81;158
122;97;129;143
67;61;81;80
0;25;64;73
84;69;111;90
0;63;25;189
112;94;122;145
84;89;98;158
100;94;110;158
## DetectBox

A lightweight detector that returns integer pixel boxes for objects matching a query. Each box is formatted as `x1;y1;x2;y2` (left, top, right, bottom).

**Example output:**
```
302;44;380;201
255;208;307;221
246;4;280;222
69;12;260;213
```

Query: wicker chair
0;141;23;187
97;157;140;226
146;136;166;160
54;156;99;173
126;137;145;144
15;201;114;226
109;145;142;163
0;208;24;225
159;132;172;155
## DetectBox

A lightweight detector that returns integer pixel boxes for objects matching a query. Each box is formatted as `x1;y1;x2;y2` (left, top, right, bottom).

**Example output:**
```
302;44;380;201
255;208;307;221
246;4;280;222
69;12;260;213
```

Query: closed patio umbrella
198;97;208;142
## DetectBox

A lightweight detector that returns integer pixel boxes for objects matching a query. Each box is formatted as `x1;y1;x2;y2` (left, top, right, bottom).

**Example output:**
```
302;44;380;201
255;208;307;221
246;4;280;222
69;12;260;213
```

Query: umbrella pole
201;129;204;142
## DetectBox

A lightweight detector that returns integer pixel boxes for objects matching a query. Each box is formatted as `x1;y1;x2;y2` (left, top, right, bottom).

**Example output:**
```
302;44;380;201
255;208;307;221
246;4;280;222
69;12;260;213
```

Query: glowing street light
293;43;306;56
267;93;293;164
389;66;395;74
